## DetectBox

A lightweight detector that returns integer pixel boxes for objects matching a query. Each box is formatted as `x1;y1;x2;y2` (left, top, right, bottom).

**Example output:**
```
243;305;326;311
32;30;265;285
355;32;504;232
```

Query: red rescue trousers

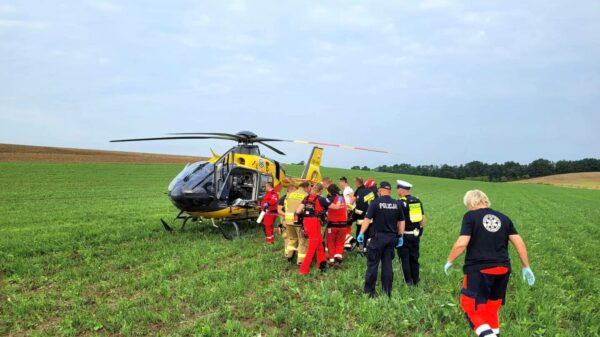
460;266;509;336
326;226;347;262
263;213;277;244
299;217;326;275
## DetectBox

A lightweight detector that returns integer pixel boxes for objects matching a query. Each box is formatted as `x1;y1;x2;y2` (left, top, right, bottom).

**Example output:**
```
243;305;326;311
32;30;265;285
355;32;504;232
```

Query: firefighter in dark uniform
444;189;535;337
396;179;426;286
357;181;405;298
351;176;376;253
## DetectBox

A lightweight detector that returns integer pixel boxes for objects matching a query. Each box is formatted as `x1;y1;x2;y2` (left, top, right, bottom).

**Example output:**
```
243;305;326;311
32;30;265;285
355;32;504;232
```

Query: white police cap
396;179;412;190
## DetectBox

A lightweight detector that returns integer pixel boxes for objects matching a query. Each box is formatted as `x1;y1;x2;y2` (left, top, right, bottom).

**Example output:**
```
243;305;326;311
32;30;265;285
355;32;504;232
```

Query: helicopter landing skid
211;219;241;241
161;211;192;232
161;212;241;240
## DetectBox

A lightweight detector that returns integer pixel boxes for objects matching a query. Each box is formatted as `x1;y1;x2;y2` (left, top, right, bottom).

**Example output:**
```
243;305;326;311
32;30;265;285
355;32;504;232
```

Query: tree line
350;158;600;182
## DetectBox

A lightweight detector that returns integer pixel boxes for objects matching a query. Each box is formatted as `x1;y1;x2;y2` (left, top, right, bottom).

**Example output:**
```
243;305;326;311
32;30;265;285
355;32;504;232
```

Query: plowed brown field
0;143;207;164
513;172;600;189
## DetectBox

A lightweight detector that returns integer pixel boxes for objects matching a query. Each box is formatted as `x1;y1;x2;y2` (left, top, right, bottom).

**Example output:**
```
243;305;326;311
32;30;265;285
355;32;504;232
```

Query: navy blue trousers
364;233;396;297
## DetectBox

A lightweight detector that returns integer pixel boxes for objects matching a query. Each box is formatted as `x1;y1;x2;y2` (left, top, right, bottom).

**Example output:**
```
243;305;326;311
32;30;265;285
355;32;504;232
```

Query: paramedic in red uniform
295;183;335;275
325;184;348;269
444;189;535;337
260;182;279;244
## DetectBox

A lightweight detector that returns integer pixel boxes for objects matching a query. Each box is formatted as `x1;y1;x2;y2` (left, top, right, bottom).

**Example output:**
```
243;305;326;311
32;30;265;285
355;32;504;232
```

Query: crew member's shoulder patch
482;214;502;232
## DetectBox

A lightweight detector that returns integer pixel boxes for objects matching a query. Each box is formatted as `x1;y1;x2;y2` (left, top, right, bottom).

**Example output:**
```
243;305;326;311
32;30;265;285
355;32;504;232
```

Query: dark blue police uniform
363;193;405;297
397;195;425;285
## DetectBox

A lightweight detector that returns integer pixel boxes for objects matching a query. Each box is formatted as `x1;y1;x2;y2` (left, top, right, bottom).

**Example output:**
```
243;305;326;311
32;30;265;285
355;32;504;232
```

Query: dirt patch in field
513;172;600;190
0;144;208;164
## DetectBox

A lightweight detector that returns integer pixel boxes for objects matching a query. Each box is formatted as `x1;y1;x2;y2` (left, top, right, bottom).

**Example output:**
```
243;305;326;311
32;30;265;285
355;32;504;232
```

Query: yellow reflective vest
400;195;424;224
283;190;307;226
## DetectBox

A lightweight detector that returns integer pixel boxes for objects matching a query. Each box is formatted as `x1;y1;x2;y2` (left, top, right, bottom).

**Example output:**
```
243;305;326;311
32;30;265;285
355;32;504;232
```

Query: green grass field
1;162;599;336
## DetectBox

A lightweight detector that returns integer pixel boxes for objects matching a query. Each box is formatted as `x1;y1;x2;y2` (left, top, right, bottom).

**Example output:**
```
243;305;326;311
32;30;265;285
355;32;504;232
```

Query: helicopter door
226;168;256;203
256;173;273;201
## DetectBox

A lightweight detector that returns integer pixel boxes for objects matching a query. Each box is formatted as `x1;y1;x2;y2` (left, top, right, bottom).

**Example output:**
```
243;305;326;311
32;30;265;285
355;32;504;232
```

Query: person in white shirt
339;176;354;205
339;176;355;250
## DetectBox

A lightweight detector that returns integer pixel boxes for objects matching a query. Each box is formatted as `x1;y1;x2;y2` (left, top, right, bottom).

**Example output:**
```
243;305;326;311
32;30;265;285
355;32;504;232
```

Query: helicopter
110;131;387;240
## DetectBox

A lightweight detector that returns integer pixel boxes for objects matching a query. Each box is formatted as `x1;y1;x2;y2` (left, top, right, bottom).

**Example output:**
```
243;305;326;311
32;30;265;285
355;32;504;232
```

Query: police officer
357;181;405;297
352;177;376;253
444;189;535;337
396;179;426;286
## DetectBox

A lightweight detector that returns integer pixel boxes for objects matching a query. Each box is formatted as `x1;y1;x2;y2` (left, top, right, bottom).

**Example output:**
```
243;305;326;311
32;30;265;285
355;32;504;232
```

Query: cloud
0;106;62;128
417;0;455;11
307;4;394;33
227;0;247;13
0;0;598;166
0;19;46;29
0;4;17;14
460;12;495;24
88;1;122;13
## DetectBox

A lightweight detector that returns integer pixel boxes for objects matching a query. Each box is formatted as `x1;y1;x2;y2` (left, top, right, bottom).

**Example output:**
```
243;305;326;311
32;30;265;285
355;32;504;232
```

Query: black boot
319;261;328;272
333;257;342;269
288;251;297;264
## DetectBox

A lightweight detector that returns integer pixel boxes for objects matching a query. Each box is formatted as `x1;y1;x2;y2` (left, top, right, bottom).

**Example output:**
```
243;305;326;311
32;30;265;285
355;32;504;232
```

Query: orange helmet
365;178;376;189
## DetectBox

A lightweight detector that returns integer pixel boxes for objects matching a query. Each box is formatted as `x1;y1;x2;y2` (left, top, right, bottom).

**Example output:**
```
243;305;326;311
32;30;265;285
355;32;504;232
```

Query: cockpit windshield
168;162;204;191
180;162;215;195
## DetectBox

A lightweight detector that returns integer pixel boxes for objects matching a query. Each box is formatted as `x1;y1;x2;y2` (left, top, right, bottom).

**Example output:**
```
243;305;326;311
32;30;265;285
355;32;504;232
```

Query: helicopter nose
169;180;215;211
169;185;214;211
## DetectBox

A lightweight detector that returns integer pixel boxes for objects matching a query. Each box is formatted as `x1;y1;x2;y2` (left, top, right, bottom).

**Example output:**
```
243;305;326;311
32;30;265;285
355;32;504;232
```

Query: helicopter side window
215;151;235;198
236;146;260;155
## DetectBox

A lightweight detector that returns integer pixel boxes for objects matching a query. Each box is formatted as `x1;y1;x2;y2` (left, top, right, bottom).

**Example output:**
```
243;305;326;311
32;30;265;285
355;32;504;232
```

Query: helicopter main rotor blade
288;140;389;154
167;133;287;143
258;141;286;155
168;132;243;138
111;131;389;154
253;137;287;142
110;135;239;143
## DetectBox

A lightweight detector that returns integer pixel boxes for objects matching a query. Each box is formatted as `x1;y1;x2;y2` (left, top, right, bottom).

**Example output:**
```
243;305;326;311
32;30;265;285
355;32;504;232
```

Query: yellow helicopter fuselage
168;145;323;221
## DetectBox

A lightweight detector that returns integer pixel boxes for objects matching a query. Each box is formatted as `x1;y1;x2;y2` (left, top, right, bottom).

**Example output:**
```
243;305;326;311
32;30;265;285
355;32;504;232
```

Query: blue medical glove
444;261;453;275
263;202;269;210
522;267;535;286
396;236;404;248
357;233;364;243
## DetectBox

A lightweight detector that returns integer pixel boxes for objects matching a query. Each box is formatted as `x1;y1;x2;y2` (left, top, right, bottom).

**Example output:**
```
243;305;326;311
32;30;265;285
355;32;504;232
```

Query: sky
1;0;599;168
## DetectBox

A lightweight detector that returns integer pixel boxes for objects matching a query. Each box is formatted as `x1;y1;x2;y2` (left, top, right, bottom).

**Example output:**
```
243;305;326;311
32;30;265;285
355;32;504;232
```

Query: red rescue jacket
302;193;324;217
327;195;347;223
260;190;279;213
